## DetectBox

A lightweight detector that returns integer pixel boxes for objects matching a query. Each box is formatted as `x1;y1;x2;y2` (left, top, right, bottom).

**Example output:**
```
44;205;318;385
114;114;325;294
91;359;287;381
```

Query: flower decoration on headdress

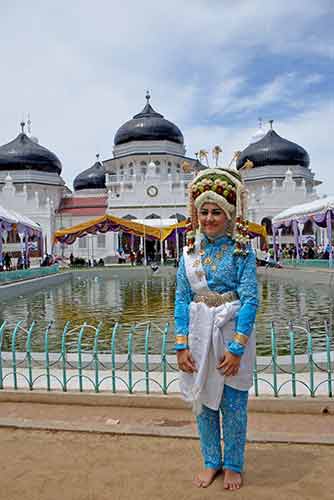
186;149;250;256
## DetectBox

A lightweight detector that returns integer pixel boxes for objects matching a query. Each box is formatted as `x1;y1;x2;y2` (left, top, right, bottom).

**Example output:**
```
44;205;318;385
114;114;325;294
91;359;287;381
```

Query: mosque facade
0;95;321;262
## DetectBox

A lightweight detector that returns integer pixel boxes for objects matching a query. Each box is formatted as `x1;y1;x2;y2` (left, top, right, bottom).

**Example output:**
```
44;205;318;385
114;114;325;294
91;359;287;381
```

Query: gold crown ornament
186;148;251;256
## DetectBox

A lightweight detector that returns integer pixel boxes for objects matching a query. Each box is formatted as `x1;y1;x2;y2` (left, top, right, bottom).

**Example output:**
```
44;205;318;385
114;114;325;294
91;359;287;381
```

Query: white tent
272;195;334;264
273;196;334;224
0;204;41;232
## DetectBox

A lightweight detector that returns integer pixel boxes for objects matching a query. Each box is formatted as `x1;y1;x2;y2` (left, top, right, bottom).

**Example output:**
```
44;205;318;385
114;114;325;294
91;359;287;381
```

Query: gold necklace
192;241;228;272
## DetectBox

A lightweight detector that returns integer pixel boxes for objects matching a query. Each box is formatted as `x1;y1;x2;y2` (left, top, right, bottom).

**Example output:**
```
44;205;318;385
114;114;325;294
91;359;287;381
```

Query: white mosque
0;93;321;261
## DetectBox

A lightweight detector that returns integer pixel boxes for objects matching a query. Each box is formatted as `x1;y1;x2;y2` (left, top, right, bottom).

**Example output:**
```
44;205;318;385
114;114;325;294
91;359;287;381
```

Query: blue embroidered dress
174;235;258;473
174;235;258;356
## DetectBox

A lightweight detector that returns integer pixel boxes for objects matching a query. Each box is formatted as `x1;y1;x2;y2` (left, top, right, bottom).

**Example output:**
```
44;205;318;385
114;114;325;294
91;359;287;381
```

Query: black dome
114;95;184;146
236;129;310;169
73;159;106;191
0;132;62;174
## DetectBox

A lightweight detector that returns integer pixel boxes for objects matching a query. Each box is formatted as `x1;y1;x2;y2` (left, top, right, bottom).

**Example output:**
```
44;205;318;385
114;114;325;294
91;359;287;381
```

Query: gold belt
193;291;238;308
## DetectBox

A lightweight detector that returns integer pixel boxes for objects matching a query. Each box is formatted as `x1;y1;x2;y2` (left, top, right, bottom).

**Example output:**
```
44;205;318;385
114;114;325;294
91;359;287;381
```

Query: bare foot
223;469;242;490
193;468;221;488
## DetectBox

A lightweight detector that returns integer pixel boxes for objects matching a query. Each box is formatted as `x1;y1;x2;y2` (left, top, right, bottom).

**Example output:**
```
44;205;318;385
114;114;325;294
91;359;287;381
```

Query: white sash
179;243;255;414
182;244;210;294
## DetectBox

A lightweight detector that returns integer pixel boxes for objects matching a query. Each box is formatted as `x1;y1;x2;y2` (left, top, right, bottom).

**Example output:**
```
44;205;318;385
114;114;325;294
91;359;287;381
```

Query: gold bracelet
233;332;248;346
175;335;188;345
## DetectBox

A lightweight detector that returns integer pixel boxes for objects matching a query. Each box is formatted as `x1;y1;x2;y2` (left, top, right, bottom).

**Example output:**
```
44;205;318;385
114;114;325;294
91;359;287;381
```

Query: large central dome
236;128;310;170
114;93;184;146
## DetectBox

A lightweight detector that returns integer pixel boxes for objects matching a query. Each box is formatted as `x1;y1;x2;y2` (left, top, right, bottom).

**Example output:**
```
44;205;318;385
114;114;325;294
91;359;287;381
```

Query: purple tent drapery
273;227;277;260
326;210;333;265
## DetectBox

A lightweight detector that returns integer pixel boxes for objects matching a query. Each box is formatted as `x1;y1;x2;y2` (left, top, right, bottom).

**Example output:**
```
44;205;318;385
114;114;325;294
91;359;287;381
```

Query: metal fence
0;320;333;397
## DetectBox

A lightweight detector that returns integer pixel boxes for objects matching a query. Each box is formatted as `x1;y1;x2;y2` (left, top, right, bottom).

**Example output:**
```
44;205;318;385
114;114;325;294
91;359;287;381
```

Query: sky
0;1;333;193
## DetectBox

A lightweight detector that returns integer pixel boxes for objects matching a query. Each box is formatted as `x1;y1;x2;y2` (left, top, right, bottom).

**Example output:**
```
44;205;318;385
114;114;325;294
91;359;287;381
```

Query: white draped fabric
179;245;255;415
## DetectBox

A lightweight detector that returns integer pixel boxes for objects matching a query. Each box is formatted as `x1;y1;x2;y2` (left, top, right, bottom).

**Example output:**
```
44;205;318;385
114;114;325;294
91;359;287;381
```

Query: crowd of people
0;252;31;271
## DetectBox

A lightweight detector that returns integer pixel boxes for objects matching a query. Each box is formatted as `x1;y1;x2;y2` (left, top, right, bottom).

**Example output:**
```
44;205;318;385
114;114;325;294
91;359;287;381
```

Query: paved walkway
0;393;334;499
1;427;334;500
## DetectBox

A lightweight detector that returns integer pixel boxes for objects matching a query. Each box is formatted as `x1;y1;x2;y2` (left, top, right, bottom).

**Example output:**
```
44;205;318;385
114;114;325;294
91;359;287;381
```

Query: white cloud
184;100;334;197
0;1;332;190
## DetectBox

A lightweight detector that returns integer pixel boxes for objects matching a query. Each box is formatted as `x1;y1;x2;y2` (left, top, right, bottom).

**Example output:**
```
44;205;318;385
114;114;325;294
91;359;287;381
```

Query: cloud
0;0;332;192
184;99;334;198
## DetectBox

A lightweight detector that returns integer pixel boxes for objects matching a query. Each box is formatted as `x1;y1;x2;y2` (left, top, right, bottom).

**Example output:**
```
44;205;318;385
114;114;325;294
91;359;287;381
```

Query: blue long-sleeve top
174;234;258;356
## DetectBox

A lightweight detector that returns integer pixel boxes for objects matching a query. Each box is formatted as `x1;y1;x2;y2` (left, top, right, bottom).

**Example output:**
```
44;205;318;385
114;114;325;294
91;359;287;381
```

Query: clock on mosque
146;185;159;197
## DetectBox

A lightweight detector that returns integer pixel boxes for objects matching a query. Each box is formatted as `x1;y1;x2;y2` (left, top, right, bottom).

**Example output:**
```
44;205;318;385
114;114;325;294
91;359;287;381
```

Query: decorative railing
0;264;59;283
0;320;333;397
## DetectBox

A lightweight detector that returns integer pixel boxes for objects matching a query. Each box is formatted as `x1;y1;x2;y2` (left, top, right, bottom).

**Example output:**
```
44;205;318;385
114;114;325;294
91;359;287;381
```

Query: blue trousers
196;384;248;473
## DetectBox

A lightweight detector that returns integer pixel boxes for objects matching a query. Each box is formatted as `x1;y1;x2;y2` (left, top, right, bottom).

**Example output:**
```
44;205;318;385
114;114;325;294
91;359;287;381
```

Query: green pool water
0;268;333;355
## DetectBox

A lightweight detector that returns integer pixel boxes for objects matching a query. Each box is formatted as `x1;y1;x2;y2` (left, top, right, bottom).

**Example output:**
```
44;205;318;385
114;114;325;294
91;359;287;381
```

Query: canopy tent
0;204;43;264
53;213;267;264
272;196;334;263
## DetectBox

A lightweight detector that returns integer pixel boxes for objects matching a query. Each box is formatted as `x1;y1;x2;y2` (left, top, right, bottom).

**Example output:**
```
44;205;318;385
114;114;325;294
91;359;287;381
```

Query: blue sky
0;1;333;193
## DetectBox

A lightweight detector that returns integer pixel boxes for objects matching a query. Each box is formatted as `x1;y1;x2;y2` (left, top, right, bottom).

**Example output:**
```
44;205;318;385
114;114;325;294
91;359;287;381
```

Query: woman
174;167;258;491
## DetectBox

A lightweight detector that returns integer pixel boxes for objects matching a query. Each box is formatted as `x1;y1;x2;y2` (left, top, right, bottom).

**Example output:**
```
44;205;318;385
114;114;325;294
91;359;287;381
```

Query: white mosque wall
112;139;186;158
0;175;66;254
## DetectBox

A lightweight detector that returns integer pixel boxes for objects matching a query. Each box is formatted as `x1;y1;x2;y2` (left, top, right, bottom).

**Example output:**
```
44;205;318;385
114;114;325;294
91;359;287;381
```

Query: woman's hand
176;349;197;373
217;351;241;376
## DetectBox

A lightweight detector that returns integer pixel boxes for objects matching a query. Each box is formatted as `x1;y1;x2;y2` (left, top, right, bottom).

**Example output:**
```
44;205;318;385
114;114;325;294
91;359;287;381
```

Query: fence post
11;321;23;390
111;323;119;393
93;322;103;393
128;327;134;394
306;321;314;397
26;322;35;390
0;321;7;390
271;322;278;397
161;322;169;395
325;321;333;397
61;321;70;392
77;323;87;392
144;323;151;394
288;321;296;397
44;322;53;391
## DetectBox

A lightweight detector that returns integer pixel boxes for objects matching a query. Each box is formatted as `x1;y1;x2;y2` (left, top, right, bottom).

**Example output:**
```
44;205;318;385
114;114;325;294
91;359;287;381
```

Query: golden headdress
186;149;253;256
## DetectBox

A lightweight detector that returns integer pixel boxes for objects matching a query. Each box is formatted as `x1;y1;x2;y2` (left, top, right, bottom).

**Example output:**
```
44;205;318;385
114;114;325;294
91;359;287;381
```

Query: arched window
123;214;137;220
302;220;313;235
170;213;186;222
140;161;147;175
145;214;161;219
261;217;273;236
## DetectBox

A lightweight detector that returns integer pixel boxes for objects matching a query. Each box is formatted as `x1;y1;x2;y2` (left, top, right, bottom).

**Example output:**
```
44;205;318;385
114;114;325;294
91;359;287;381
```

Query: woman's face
198;203;228;238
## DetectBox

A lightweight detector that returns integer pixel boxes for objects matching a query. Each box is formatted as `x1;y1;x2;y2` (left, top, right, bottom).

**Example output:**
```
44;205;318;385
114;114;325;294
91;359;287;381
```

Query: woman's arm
228;248;258;357
174;255;193;351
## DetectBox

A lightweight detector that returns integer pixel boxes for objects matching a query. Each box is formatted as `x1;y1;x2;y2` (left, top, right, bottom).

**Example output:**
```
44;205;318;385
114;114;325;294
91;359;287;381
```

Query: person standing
174;166;258;491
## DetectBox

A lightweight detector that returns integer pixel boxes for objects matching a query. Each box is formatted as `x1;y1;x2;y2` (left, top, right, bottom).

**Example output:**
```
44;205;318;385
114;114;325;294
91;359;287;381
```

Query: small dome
73;157;106;191
114;93;184;146
236;128;310;169
0;129;62;174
